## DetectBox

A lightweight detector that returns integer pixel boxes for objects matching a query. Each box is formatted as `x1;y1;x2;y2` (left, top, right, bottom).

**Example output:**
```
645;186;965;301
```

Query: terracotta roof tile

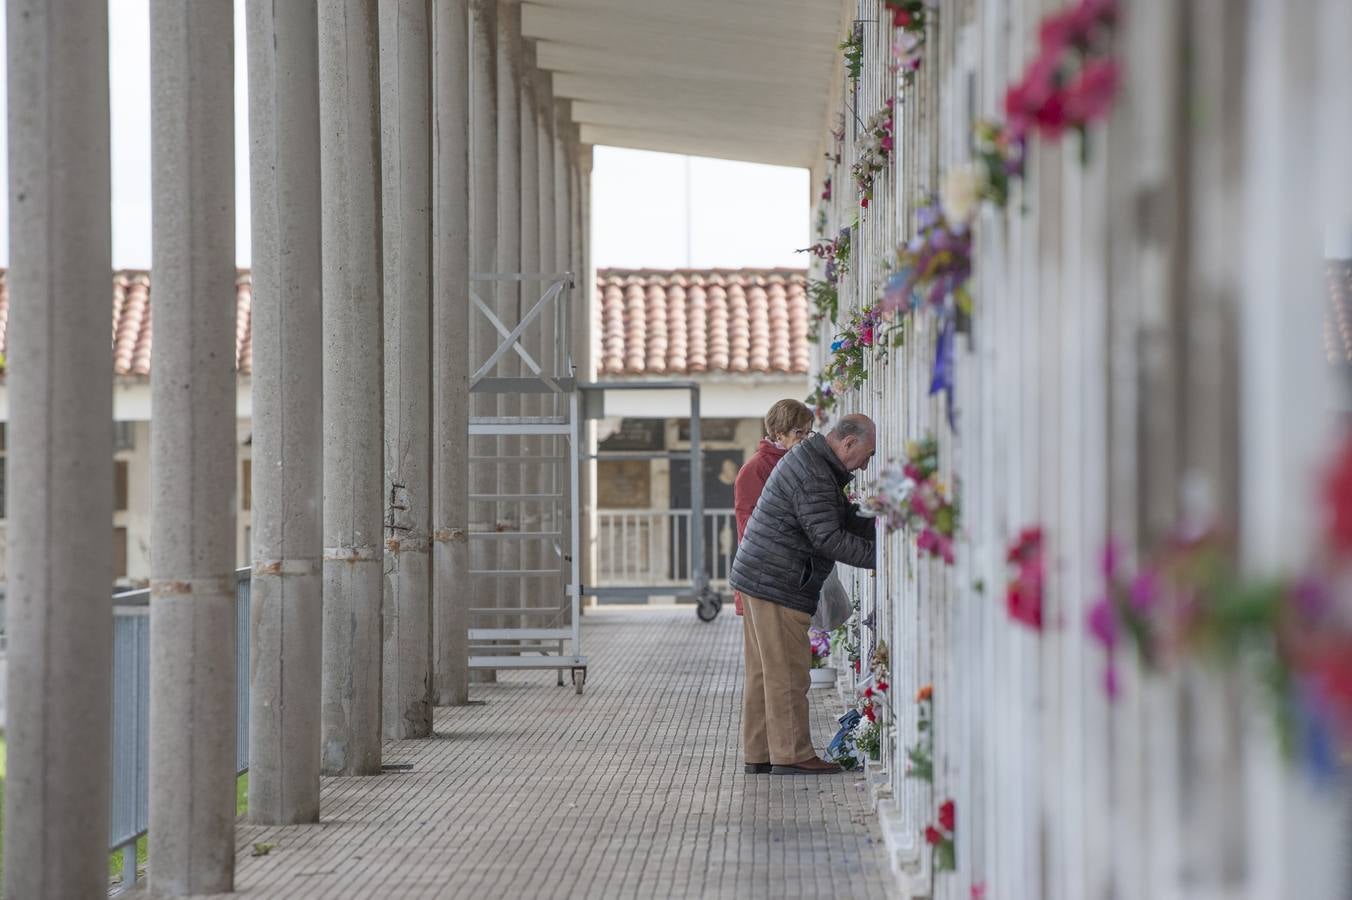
0;269;254;377
596;269;808;377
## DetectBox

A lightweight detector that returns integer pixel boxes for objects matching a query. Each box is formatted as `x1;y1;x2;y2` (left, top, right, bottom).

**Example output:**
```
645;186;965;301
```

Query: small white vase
809;666;838;688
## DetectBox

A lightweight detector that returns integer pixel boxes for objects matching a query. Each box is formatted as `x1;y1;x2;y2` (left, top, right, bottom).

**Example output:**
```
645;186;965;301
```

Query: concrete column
518;46;542;616
319;0;384;775
148;1;237;892
431;0;473;706
380;0;434;740
552;101;574;617
534;75;558;598
468;0;499;684
246;0;324;826
3;4;114;896
575;141;598;594
494;1;523;640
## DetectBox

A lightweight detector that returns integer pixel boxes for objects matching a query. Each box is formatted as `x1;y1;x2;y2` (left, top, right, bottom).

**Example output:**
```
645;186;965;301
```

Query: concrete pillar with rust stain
380;0;434;740
533;71;558;600
245;0;325;823
3;3;114;896
552;99;574;614
147;0;238;892
518;44;542;616
576;141;598;596
468;0;500;684
431;0;473;706
493;0;524;646
319;0;385;774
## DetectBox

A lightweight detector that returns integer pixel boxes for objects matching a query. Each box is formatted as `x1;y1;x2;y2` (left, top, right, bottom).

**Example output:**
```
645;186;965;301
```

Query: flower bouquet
809;627;837;687
851;102;895;209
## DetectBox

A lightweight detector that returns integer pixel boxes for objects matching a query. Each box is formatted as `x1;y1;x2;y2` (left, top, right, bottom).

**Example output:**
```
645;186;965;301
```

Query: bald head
826;414;876;472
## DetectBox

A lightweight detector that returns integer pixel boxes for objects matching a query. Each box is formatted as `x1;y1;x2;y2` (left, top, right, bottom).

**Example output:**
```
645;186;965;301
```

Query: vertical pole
494;0;523;656
468;0;499;684
432;0;473;706
576;144;597;596
536;75;557;602
380;0;435;740
688;387;704;596
519;44;542;619
147;0;237;892
246;0;324;825
319;0;384;775
3;3;113;896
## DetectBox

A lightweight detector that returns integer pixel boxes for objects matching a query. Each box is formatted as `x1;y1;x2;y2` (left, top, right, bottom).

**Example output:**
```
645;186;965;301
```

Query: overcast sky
0;1;809;271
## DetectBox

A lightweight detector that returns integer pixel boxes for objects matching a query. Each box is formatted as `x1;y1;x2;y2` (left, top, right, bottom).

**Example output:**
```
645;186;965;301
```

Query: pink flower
1102;659;1120;700
938;799;955;831
1062;58;1120;125
1087;596;1118;648
924;826;944;846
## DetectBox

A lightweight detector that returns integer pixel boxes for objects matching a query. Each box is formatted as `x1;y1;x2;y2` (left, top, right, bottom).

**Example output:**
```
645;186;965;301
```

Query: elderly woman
732;399;814;616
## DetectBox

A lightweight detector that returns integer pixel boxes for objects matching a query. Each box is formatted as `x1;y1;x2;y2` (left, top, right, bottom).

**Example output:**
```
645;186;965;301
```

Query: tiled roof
597;269;809;376
0;269;254;376
1327;259;1352;367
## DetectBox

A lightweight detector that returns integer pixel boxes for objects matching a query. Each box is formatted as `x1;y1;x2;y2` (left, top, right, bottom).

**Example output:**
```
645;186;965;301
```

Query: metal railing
595;508;737;589
109;568;250;892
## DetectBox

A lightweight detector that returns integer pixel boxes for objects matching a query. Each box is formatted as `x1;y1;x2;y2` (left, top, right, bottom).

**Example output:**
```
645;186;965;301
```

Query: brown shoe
771;756;843;775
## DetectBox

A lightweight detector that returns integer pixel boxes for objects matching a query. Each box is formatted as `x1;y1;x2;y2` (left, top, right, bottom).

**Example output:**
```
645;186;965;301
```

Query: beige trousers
741;594;814;765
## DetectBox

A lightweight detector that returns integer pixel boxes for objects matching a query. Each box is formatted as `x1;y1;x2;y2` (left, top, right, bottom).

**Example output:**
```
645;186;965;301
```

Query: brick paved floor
195;606;894;899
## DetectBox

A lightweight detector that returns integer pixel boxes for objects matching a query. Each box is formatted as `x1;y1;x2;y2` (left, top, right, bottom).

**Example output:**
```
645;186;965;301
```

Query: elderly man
729;414;877;775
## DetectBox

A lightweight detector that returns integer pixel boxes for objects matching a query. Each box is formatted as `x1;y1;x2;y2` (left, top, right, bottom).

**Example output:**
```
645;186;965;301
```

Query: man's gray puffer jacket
728;433;876;615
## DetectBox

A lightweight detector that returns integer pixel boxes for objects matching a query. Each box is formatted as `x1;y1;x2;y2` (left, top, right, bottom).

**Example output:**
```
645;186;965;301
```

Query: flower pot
810;666;838;688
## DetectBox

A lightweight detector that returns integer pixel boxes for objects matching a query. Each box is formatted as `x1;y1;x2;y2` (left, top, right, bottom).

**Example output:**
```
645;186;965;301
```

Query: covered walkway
199;608;893;899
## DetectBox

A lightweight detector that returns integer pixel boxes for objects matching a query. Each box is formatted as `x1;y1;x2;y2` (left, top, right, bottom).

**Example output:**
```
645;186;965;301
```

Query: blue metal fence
109;569;250;891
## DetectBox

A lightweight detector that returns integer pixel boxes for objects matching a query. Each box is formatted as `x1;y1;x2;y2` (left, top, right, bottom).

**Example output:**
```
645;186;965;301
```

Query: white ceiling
521;0;845;169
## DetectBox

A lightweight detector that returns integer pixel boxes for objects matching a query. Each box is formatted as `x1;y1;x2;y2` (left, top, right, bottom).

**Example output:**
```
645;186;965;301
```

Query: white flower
940;162;983;225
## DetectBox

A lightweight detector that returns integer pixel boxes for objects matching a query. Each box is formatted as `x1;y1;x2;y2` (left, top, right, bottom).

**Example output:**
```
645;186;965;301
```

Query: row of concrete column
2;0;590;896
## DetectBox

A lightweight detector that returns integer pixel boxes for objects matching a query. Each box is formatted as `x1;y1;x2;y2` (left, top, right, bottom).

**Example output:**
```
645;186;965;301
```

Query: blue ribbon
929;312;956;431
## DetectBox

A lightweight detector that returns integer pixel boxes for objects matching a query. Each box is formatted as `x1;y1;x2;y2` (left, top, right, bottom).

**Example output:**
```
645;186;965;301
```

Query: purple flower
1087;596;1118;648
1102;660;1120;701
1292;576;1332;620
1099;540;1119;579
1128;571;1159;613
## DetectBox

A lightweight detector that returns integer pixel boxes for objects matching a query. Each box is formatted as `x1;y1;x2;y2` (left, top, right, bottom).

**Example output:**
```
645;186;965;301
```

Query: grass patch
108;773;248;882
0;733;246;886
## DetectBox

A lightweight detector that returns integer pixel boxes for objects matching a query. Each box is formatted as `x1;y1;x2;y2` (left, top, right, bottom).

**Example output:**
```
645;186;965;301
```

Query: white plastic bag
812;568;851;631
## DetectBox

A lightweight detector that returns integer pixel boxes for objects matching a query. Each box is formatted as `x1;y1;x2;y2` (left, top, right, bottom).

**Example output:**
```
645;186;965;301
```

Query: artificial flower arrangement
883;1;927;87
801;227;851;284
924;799;957;871
809;627;833;669
1087;432;1352;781
905;683;935;782
852;102;895;209
1004;0;1120;162
973;120;1026;210
1005;526;1045;631
840;27;864;92
881;200;972;318
853;642;893;762
806;303;898;422
861;436;959;565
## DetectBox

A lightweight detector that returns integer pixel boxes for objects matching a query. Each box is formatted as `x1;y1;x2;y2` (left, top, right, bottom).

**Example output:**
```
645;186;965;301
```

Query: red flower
892;8;912;27
877;679;889;693
861;196;870;209
924;826;944;846
853;659;862;673
938;799;955;832
1063;59;1120;126
1324;432;1352;557
863;686;874;699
